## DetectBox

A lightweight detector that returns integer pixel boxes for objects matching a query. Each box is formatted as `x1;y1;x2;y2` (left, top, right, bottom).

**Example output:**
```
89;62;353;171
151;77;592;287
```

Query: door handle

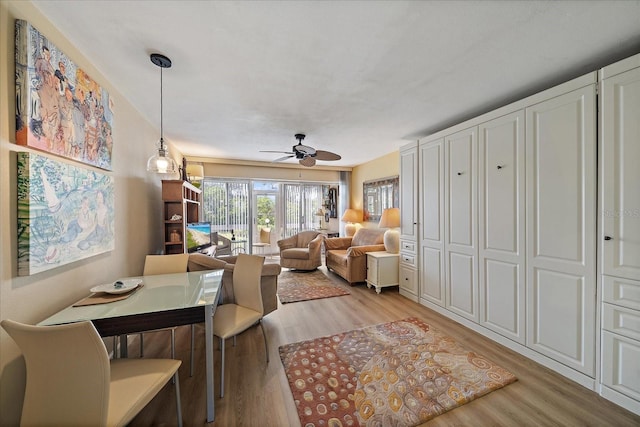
604;236;613;241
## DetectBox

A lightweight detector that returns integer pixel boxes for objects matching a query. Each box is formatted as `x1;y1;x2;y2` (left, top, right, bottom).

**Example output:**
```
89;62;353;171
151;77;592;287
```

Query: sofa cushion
351;228;385;246
296;230;320;248
326;249;348;268
281;248;310;260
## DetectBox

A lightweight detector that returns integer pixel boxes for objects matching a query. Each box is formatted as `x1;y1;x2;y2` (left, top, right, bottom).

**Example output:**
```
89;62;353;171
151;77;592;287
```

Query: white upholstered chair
212;253;268;398
136;254;192;373
252;227;271;257
1;319;182;427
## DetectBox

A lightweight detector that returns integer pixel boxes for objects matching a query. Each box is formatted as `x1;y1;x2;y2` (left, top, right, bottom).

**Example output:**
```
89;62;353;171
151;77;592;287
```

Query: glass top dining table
38;269;223;423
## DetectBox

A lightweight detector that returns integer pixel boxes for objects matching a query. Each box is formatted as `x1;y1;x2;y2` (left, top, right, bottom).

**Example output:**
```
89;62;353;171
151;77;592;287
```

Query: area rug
277;269;351;304
279;317;517;427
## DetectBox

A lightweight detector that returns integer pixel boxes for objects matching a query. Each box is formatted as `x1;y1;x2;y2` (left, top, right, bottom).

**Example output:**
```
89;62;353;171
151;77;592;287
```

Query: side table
366;251;399;294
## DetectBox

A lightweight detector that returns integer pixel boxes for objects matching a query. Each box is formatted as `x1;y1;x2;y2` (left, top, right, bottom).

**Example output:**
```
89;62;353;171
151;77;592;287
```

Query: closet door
601;66;640;282
445;128;478;321
400;144;418;241
419;139;445;306
526;85;596;376
479;111;526;344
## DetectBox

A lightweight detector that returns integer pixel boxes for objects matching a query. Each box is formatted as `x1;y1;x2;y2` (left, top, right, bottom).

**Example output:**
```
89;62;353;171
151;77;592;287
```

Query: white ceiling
32;0;640;168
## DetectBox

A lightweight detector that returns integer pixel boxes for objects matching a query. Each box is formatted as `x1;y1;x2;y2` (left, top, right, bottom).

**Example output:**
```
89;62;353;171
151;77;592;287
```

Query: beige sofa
187;253;281;315
324;228;386;284
277;230;324;270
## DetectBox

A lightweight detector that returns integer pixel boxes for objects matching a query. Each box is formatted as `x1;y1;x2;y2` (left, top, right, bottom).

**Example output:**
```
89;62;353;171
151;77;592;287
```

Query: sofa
277;230;324;270
324;228;386;284
187;253;281;315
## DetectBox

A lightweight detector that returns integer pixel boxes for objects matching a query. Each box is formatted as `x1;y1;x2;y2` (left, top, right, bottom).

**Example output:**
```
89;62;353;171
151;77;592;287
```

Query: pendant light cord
160;65;164;150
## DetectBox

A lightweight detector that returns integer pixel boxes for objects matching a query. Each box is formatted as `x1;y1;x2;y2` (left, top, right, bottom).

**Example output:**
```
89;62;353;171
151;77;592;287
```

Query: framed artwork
17;152;115;276
15;19;114;170
363;176;399;222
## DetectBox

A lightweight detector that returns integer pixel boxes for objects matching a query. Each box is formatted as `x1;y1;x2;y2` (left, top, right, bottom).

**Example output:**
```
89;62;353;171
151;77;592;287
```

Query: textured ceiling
31;0;640;167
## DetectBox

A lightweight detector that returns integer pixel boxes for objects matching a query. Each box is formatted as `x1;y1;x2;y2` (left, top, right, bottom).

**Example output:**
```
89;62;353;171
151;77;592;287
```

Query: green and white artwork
17;152;114;276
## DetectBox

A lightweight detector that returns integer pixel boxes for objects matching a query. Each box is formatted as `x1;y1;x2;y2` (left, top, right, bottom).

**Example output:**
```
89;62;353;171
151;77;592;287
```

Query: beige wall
351;151;400;228
0;2;172;423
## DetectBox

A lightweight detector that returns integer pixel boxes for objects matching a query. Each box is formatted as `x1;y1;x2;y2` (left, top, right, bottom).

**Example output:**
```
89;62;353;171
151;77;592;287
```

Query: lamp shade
147;139;178;174
341;208;362;223
378;207;400;228
186;164;204;181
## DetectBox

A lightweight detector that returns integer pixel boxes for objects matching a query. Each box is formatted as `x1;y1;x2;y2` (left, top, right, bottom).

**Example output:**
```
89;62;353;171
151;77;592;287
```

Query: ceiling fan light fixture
146;53;178;174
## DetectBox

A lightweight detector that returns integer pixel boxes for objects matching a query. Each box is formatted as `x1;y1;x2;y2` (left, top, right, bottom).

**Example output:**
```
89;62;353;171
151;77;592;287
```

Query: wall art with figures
15;19;114;170
17;152;115;276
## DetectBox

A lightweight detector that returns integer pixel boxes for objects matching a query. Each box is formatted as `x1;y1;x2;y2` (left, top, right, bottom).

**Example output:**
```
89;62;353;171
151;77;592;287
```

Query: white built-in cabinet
399;143;419;301
525;85;597;377
445;128;479;322
478;110;526;345
599;55;640;414
400;53;640;415
419;139;445;306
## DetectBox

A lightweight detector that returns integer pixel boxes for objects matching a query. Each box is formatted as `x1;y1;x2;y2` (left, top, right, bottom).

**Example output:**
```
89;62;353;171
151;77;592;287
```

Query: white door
419;139;445;306
601;66;640;282
400;145;418;240
478;110;526;344
525;85;597;376
445;127;479;321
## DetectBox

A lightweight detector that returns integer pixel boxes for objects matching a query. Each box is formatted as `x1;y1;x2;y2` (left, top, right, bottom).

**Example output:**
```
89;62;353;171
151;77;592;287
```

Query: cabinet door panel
482;258;524;344
420;142;443;243
447;251;477;320
400;146;418;240
602;331;640;401
421;247;444;305
602;67;640;281
526;86;596;377
447;130;476;248
479;111;525;344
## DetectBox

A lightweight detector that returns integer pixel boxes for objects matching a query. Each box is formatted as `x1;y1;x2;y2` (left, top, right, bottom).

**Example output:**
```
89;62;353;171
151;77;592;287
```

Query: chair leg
190;325;195;377
171;329;176;359
220;338;225;398
171;329;176;384
140;333;144;357
259;320;269;363
174;371;183;427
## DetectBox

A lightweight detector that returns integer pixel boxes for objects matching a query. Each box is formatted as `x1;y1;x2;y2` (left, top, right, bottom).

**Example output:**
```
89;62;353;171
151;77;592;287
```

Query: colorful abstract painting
15;20;114;170
17;152;115;276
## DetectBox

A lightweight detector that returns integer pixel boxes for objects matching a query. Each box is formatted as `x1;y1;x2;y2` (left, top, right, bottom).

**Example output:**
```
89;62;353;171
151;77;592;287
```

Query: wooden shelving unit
162;180;201;254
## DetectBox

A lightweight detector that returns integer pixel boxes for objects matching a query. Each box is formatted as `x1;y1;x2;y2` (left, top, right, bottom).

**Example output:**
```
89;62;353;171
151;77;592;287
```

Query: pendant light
146;53;178;174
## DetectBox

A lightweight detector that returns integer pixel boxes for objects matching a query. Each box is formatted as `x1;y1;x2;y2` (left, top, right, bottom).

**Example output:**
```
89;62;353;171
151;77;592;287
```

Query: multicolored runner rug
277;269;351;304
279;318;516;427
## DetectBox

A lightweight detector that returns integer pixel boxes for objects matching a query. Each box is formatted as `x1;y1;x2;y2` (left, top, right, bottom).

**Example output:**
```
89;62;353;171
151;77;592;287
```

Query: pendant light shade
147;53;178;174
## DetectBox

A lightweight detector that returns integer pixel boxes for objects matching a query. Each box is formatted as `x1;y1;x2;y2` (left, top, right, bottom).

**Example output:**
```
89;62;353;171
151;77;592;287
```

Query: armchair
277;230;323;270
324;228;386;284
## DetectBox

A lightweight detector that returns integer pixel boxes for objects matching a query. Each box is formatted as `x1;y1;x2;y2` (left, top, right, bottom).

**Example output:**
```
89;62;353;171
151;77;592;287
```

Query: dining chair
212;253;267;398
135;254;194;374
252;227;271;258
1;319;183;427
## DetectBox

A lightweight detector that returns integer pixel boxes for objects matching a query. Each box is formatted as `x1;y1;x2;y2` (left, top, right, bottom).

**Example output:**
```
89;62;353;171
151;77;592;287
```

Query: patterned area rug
279;318;517;427
277;269;351;304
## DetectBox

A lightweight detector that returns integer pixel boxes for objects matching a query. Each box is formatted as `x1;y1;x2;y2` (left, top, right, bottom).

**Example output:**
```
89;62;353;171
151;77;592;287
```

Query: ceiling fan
261;134;341;167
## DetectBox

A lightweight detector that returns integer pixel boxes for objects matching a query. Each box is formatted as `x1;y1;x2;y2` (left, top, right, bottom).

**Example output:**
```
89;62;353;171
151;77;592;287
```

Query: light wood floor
128;266;640;426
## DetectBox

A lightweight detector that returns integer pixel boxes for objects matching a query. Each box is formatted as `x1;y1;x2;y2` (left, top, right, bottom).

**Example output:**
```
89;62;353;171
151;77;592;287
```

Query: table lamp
341;208;362;237
378;207;400;253
315;208;324;229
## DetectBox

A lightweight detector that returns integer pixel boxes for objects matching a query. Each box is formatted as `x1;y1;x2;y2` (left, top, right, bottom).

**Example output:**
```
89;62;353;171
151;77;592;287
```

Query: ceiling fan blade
314;150;341;161
273;155;294;162
299;156;316;167
260;150;294;154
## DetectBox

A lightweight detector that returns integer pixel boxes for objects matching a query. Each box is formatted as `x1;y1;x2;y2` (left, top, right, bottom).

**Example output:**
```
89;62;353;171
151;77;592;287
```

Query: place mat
73;284;144;307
